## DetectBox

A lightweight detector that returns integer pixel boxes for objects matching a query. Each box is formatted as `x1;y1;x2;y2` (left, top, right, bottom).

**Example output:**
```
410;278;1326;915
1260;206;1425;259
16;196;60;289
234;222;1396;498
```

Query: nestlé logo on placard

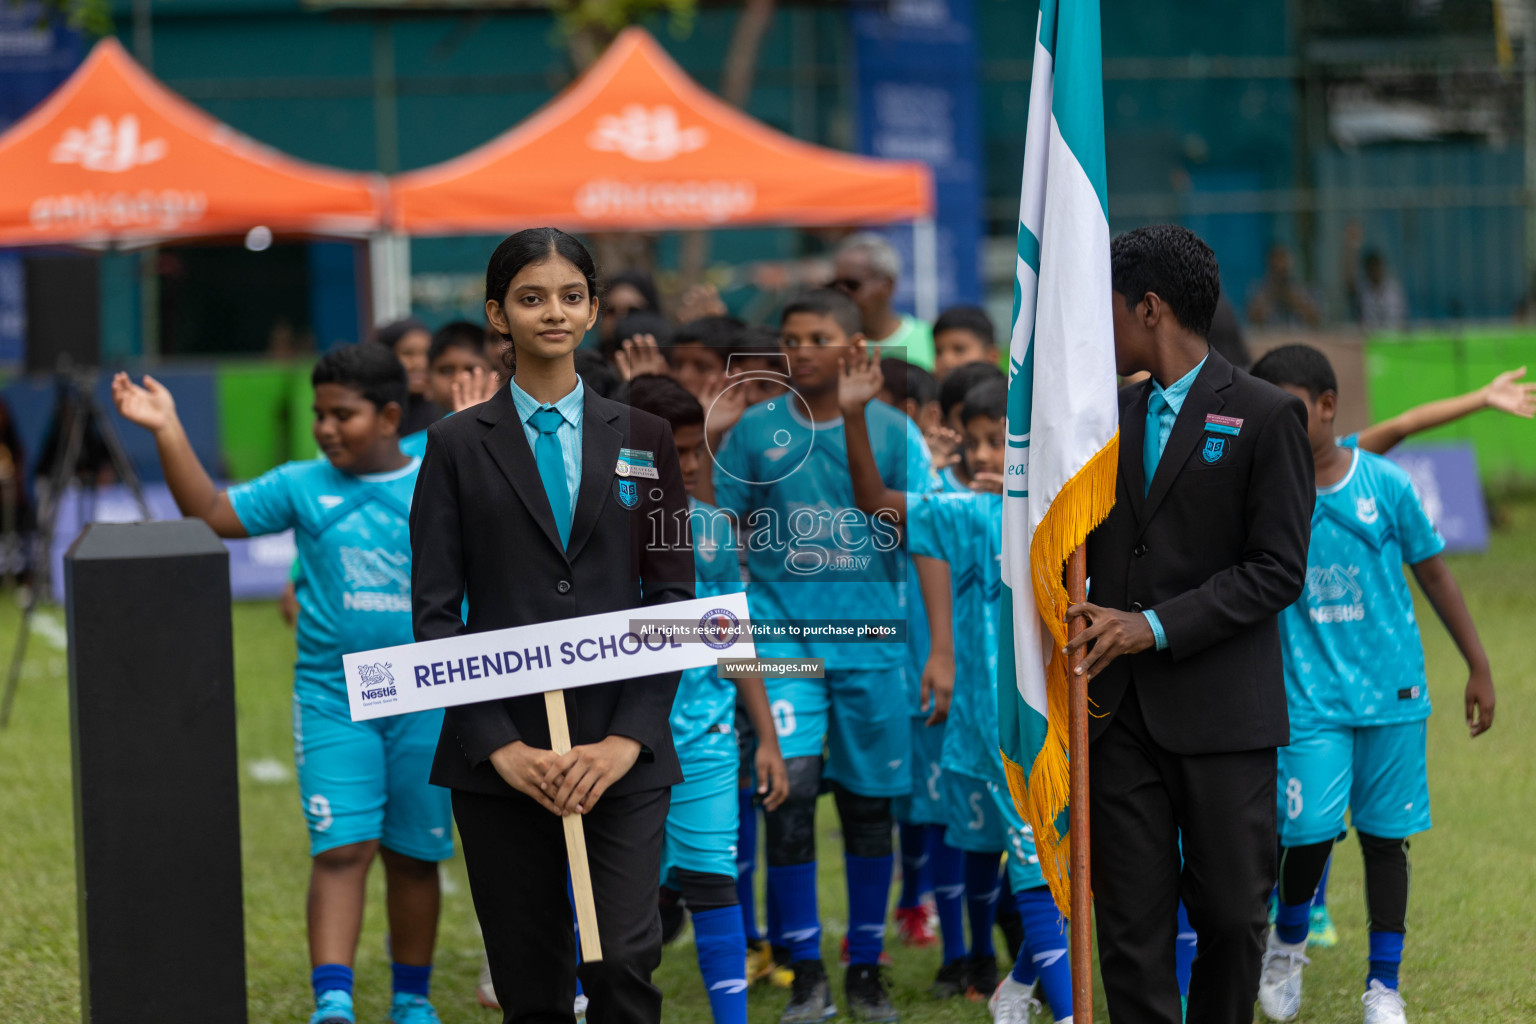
357;662;398;703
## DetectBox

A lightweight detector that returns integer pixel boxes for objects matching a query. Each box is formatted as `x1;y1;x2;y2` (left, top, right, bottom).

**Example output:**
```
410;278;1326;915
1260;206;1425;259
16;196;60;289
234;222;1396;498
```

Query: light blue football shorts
1278;719;1431;845
662;743;740;885
293;694;453;862
893;717;947;826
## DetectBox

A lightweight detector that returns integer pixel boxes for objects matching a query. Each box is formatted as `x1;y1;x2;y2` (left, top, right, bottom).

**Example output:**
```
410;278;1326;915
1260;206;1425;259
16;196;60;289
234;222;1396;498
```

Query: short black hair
959;379;1008;426
933;305;997;347
373;317;428;351
675;315;744;357
626;373;704;430
1110;224;1221;338
939;360;1005;419
880;357;937;407
312;342;408;411
429;320;489;365
575;347;624;400
1250;344;1338;399
737;325;781;353
604;269;661;314
781;288;862;337
606;310;677;362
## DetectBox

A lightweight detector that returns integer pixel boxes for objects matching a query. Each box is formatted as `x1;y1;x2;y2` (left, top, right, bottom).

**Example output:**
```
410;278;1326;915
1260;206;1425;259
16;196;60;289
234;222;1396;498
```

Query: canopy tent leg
369;232;412;327
912;216;939;324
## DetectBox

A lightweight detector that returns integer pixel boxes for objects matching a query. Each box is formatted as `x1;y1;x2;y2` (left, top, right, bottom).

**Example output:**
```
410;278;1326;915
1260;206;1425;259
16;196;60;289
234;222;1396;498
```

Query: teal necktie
1143;391;1170;496
529;407;571;547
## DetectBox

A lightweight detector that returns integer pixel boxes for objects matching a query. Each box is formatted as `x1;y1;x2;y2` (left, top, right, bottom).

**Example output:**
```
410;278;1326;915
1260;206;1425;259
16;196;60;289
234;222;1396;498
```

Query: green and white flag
996;0;1120;915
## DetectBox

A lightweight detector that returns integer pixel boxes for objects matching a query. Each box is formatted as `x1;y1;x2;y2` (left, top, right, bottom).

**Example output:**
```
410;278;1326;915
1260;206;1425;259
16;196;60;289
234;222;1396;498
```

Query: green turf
3;505;1536;1022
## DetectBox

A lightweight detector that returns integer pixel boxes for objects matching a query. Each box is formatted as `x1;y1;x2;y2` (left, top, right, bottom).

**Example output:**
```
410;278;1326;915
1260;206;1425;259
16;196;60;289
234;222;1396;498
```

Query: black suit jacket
1085;349;1313;754
410;385;695;797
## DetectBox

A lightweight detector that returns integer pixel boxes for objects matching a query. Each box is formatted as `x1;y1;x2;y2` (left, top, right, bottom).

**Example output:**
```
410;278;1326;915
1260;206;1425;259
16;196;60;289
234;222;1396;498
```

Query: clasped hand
1063;602;1156;679
489;735;642;816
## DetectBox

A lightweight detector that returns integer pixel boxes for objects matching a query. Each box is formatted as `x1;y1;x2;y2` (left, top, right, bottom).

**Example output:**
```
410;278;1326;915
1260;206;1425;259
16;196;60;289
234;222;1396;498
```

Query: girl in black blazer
409;229;694;1024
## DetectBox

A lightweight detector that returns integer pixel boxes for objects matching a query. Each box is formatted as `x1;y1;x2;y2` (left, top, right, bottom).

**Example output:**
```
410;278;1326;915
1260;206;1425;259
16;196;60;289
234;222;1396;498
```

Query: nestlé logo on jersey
357;662;399;705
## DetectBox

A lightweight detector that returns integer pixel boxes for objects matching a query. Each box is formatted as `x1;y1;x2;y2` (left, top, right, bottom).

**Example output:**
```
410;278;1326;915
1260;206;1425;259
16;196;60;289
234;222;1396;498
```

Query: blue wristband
1143;609;1168;652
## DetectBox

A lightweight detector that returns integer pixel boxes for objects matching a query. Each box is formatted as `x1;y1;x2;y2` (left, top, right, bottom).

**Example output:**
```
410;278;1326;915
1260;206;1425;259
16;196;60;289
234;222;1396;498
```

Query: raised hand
1484;366;1536;418
926;425;963;472
969;471;1004;494
676;282;727;322
111;372;176;433
615;334;671;382
837;347;885;417
450;365;502;413
700;370;748;442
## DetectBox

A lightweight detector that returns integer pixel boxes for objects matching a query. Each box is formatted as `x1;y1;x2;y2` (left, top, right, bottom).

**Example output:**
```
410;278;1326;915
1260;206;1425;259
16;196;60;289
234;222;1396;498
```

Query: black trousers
453;786;671;1024
1089;685;1277;1024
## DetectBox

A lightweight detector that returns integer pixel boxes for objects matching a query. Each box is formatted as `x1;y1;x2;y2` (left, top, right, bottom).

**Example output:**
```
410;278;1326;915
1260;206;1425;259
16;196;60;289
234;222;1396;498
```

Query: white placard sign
343;593;754;722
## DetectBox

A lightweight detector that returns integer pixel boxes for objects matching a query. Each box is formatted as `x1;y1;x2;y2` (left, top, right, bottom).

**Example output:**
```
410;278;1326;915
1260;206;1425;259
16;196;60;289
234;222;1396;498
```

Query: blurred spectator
575;348;625;400
832;232;935;370
599;270;662;348
670;315;744;401
1207;293;1252;370
606;310;676;365
428;321;494;409
1246;244;1320;328
931;305;1000;381
1341;225;1407;332
879;357;941;434
728;325;789;406
373;318;441;434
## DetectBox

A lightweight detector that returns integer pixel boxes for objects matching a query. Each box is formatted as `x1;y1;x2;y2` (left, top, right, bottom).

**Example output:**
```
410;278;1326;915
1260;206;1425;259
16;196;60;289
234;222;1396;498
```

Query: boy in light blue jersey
1251;346;1496;1024
112;345;450;1024
838;363;1075;1023
698;290;949;1024
399;322;496;458
626;374;788;1024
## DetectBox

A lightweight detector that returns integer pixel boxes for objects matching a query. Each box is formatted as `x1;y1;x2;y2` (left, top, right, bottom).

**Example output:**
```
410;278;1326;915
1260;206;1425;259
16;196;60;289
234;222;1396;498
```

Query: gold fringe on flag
1001;431;1119;918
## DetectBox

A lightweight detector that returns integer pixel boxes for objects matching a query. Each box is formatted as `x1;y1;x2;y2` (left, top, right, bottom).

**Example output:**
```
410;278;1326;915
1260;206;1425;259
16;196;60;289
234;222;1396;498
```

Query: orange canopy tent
0;38;384;248
390;27;935;236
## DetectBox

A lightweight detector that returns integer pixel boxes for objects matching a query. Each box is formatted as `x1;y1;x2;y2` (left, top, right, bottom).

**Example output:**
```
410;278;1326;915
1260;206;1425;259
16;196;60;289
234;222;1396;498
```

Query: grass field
3;505;1535;1023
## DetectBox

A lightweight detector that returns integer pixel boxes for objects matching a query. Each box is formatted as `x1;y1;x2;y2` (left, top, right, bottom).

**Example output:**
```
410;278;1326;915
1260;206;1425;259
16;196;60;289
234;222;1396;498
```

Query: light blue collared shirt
1140;353;1207;652
510;376;585;517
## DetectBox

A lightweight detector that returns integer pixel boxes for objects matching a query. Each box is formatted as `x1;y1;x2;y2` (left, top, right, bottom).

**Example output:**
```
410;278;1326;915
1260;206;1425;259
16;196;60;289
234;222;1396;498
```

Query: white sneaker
476;953;499;1009
1257;929;1310;1021
1362;980;1408;1024
988;975;1044;1023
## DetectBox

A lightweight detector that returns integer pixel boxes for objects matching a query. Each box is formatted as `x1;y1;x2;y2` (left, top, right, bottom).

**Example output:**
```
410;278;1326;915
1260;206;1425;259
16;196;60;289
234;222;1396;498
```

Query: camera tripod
0;367;150;729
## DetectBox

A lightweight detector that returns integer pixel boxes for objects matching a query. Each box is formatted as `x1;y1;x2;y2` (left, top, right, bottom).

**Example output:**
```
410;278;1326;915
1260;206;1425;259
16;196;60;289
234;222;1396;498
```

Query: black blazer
1085;349;1313;755
410;385;695;798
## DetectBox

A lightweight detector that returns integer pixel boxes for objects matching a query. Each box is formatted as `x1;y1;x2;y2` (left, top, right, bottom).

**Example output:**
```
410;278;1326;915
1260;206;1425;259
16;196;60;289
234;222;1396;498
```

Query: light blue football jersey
670;499;746;765
1282;446;1444;727
905;489;1004;784
712;398;933;668
399;429;429;459
228;457;420;710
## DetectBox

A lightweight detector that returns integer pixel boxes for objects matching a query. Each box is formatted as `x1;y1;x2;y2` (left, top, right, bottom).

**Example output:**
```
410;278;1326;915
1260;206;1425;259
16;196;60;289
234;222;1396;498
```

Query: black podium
66;520;247;1022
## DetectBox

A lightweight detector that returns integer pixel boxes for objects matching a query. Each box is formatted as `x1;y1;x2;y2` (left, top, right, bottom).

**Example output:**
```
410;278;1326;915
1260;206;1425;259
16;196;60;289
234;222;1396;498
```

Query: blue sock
1313;854;1333;910
312;963;353;1000
1275;898;1311;946
768;862;820;963
692;906;749;1024
391;962;431;997
1367;931;1404;991
845;853;894;966
736;789;761;942
930;833;967;965
1175;900;1197;998
1016;886;1072;1021
963;852;1001;958
897;823;931;909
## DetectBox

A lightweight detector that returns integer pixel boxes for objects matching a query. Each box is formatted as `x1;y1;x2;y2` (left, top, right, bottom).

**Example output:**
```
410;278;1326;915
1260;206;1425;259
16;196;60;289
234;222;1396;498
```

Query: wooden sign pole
544;690;604;963
1065;545;1093;1021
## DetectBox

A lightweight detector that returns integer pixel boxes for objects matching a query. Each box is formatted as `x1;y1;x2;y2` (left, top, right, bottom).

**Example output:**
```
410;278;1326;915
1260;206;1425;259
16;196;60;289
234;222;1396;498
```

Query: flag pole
544;691;604;962
1065;544;1092;1019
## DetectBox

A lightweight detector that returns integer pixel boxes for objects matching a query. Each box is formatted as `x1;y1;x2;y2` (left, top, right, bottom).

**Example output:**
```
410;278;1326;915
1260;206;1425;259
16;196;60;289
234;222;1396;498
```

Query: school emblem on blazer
1201;435;1226;464
616;477;640;509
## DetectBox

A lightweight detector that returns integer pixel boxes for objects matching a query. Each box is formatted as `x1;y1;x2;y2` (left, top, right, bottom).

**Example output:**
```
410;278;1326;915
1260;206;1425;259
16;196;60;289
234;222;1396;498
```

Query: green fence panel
216;362;313;481
1365;330;1536;487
